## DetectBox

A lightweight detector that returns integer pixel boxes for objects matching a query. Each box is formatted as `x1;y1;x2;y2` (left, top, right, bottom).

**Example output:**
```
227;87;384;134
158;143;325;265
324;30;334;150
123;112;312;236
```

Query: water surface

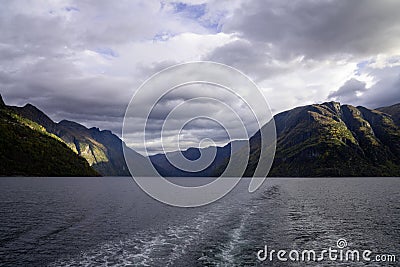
0;177;398;266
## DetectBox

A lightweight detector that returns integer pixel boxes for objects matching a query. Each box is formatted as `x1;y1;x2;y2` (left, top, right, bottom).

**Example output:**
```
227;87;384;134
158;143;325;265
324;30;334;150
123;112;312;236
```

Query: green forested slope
0;97;99;176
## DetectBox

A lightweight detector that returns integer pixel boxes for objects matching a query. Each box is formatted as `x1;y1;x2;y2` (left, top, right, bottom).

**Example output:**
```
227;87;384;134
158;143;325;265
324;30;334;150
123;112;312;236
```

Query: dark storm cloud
205;39;292;81
358;68;400;109
0;54;134;134
125;83;260;154
223;0;400;60
328;78;367;104
1;57;131;108
328;66;400;109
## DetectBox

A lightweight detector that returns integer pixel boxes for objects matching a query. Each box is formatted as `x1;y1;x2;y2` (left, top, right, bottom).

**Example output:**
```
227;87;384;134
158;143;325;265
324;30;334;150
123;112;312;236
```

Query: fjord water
0;177;398;266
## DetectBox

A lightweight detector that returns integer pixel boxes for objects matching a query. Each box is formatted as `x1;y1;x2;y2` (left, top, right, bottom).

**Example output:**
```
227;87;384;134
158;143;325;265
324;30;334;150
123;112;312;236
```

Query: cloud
355;66;400;109
222;0;400;60
203;0;400;116
0;0;399;154
328;78;367;104
328;64;400;109
123;82;263;154
0;1;232;139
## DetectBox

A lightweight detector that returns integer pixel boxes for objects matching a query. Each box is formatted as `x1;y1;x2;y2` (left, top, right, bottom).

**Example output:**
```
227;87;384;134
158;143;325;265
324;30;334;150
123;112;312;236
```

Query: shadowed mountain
238;102;400;177
0;95;99;176
10;101;144;176
150;140;247;177
377;103;400;126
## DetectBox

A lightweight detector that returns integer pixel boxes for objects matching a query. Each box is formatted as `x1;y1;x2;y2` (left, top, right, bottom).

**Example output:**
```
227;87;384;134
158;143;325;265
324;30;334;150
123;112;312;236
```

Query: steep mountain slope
377;103;400;126
243;102;400;176
10;101;144;176
0;95;99;176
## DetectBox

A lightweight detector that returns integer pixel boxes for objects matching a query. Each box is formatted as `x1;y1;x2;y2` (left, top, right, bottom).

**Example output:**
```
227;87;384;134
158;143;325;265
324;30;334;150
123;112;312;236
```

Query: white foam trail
218;206;255;266
49;205;230;266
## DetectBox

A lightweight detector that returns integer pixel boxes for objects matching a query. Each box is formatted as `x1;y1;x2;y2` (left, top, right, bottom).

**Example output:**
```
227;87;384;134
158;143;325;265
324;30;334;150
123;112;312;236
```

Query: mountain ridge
150;140;247;176
377;103;400;126
9;99;144;176
2;93;399;177
246;101;400;176
0;96;99;176
156;101;400;177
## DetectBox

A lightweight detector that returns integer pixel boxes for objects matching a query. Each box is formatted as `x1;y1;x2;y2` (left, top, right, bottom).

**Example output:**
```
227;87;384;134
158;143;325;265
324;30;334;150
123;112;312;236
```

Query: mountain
377;103;400;126
0;95;99;176
149;101;400;177
4;93;399;177
239;102;400;177
9;100;144;176
150;140;246;177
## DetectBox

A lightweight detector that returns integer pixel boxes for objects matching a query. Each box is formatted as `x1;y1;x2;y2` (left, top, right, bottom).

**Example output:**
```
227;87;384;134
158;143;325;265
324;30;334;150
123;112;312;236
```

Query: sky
1;0;400;155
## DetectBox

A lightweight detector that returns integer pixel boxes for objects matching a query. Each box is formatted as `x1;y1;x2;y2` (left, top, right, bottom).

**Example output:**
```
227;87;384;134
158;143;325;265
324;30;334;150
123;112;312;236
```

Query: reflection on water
0;177;398;266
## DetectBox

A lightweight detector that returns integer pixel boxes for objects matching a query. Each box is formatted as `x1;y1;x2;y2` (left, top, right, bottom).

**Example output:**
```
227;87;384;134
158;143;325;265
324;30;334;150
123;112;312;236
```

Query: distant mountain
238;102;400;177
377;103;400;126
0;95;99;176
150;140;246;177
9;99;145;176
150;102;400;177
